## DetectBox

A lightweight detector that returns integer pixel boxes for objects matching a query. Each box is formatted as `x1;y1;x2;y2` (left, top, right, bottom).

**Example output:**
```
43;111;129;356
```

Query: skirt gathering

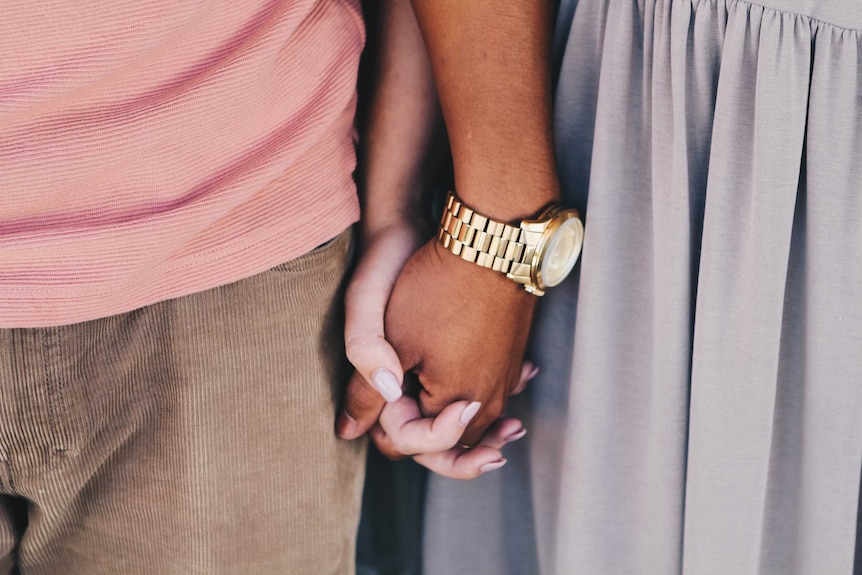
423;1;862;573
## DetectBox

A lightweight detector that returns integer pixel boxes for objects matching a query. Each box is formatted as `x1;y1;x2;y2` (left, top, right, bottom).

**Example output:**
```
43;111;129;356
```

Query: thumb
343;229;413;401
340;227;416;439
338;368;397;440
345;338;404;404
341;304;404;441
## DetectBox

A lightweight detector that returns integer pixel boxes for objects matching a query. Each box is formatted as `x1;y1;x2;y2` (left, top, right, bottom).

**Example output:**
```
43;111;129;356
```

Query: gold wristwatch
437;191;584;296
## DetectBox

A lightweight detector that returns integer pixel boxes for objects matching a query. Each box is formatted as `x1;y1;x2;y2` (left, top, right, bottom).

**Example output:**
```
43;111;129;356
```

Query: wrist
430;237;533;300
435;190;583;297
451;166;561;223
361;199;425;240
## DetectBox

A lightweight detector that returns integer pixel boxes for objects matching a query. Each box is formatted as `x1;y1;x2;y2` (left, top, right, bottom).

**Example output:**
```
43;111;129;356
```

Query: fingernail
503;428;527;444
526;365;540;381
459;401;482;426
337;412;359;440
371;369;402;402
479;459;507;474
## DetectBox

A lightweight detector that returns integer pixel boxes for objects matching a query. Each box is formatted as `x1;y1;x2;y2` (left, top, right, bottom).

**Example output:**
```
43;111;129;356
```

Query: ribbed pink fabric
0;0;364;328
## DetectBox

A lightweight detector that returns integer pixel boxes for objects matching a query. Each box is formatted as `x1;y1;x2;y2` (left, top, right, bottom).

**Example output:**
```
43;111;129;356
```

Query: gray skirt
423;1;862;573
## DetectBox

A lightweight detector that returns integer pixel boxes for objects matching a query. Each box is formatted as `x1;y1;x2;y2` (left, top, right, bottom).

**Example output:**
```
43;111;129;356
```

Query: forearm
359;0;441;236
410;1;559;221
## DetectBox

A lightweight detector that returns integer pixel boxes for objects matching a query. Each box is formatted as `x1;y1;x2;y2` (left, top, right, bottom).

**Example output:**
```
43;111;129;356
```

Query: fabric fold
422;2;862;574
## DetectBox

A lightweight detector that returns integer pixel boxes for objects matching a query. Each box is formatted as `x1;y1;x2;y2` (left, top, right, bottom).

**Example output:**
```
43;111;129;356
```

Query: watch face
538;214;583;288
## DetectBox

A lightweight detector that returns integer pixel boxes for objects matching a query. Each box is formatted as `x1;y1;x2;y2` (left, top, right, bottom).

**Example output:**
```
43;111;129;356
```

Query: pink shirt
0;0;364;327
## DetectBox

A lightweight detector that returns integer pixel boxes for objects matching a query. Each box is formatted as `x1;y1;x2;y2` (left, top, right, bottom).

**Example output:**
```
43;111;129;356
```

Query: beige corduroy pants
0;229;365;574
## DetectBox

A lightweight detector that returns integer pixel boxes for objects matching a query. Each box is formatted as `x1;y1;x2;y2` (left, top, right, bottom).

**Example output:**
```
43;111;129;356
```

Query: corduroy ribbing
0;229;365;574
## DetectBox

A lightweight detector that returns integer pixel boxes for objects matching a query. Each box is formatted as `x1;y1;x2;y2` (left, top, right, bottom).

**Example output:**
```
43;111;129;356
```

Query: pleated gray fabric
423;1;862;573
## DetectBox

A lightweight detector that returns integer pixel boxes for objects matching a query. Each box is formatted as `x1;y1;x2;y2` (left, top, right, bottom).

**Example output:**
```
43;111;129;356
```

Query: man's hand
386;238;537;446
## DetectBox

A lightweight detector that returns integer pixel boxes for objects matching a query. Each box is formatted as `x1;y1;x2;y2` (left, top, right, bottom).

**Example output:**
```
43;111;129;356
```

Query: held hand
366;361;537;479
370;396;526;479
337;221;423;440
383;238;537;446
339;228;540;479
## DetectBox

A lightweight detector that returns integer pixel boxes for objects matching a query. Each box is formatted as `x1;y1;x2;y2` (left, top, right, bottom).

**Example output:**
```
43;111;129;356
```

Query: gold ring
457;442;478;450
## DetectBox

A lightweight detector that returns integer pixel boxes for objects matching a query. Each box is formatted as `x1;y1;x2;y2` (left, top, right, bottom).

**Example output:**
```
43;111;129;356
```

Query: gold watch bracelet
437;191;534;281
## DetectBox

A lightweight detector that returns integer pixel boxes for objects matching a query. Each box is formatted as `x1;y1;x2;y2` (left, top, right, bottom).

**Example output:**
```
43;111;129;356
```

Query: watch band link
437;192;533;278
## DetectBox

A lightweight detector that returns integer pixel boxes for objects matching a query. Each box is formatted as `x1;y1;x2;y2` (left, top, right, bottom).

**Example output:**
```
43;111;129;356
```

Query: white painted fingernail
371;369;402;402
503;428;527;444
479;459;507;474
459;401;482;427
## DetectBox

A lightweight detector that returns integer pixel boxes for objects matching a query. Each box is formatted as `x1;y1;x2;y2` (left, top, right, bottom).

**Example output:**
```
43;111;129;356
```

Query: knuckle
417;394;445;418
457;467;481;481
379;443;404;461
389;436;409;456
344;333;377;365
466;469;482;480
369;426;387;446
387;435;402;452
346;381;383;414
488;395;508;417
422;425;441;446
460;426;485;447
351;392;381;415
370;432;393;457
